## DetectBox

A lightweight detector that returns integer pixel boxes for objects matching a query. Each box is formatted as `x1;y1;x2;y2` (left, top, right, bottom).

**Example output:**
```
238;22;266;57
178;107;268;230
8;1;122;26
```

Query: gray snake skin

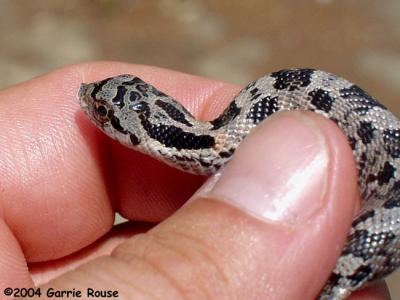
78;69;400;299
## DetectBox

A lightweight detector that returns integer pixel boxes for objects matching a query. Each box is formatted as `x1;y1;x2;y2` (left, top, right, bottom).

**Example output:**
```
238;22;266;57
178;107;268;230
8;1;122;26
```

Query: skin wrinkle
0;220;31;283
150;228;231;288
112;270;163;300
113;257;181;300
152;226;237;299
0;68;114;261
0;118;36;228
129;232;197;265
33;129;104;257
13;121;36;185
40;136;72;209
6;102;71;190
113;229;226;300
111;247;189;300
92;258;155;300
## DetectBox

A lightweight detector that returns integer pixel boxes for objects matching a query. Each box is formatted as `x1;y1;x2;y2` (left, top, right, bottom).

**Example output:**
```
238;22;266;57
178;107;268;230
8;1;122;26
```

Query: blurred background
1;0;399;296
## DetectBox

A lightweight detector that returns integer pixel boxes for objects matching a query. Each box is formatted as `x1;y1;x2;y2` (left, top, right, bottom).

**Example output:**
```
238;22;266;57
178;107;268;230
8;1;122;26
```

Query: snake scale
78;69;400;299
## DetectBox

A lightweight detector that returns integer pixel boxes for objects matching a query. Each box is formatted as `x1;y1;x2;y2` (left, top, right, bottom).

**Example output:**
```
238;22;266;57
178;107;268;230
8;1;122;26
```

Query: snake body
78;69;400;299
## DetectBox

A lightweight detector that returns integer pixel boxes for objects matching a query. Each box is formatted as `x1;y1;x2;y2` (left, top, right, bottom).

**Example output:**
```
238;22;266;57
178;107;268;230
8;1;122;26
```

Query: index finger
0;62;240;264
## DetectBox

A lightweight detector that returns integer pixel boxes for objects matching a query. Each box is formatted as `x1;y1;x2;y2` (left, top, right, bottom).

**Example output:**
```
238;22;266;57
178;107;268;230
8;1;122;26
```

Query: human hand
0;62;391;299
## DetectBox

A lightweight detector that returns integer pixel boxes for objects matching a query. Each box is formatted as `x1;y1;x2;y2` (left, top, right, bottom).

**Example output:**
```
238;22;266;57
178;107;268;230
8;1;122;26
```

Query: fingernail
196;112;329;227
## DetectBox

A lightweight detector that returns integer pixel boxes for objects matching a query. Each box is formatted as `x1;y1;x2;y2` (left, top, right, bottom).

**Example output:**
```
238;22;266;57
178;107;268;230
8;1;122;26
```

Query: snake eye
96;105;108;117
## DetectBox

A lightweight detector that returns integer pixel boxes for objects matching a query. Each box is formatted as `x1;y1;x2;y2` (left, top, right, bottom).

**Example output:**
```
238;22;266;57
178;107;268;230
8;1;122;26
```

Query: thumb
41;111;367;299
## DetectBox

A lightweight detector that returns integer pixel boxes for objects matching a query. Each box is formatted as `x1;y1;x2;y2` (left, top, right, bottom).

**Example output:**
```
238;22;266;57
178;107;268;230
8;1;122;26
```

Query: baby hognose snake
78;69;400;299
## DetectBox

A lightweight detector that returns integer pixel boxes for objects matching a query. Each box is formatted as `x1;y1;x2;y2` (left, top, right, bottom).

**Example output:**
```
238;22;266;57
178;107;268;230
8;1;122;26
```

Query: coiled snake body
78;69;400;299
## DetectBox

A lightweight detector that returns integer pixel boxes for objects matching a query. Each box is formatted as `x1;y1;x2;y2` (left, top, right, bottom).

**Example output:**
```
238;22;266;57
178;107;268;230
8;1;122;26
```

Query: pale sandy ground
1;0;399;297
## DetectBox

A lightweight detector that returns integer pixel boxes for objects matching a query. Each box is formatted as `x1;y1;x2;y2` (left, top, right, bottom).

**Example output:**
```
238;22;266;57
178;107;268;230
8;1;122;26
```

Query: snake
77;68;400;299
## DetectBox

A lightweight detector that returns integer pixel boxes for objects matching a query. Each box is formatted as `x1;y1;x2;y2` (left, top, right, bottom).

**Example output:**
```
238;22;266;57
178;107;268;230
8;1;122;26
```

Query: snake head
77;74;214;172
77;74;179;149
78;75;149;145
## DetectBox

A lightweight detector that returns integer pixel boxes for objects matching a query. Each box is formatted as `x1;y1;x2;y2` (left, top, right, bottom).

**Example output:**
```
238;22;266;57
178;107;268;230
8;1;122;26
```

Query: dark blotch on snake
219;149;235;158
90;78;109;99
351;210;375;227
324;273;341;292
155;99;193;127
377;162;396;185
344;230;395;260
383;183;400;209
112;85;127;108
140;116;215;150
271;69;314;91
347;136;357;150
249;87;262;101
357;121;375;144
136;84;150;96
129;91;142;101
309;88;334;113
199;161;212;167
347;265;372;287
173;155;186;161
366;162;396;185
111;116;127;134
123;77;146;85
246;96;278;125
130;133;140;145
383;129;400;159
340;85;386;110
210;101;241;130
219;152;231;158
250;87;259;96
